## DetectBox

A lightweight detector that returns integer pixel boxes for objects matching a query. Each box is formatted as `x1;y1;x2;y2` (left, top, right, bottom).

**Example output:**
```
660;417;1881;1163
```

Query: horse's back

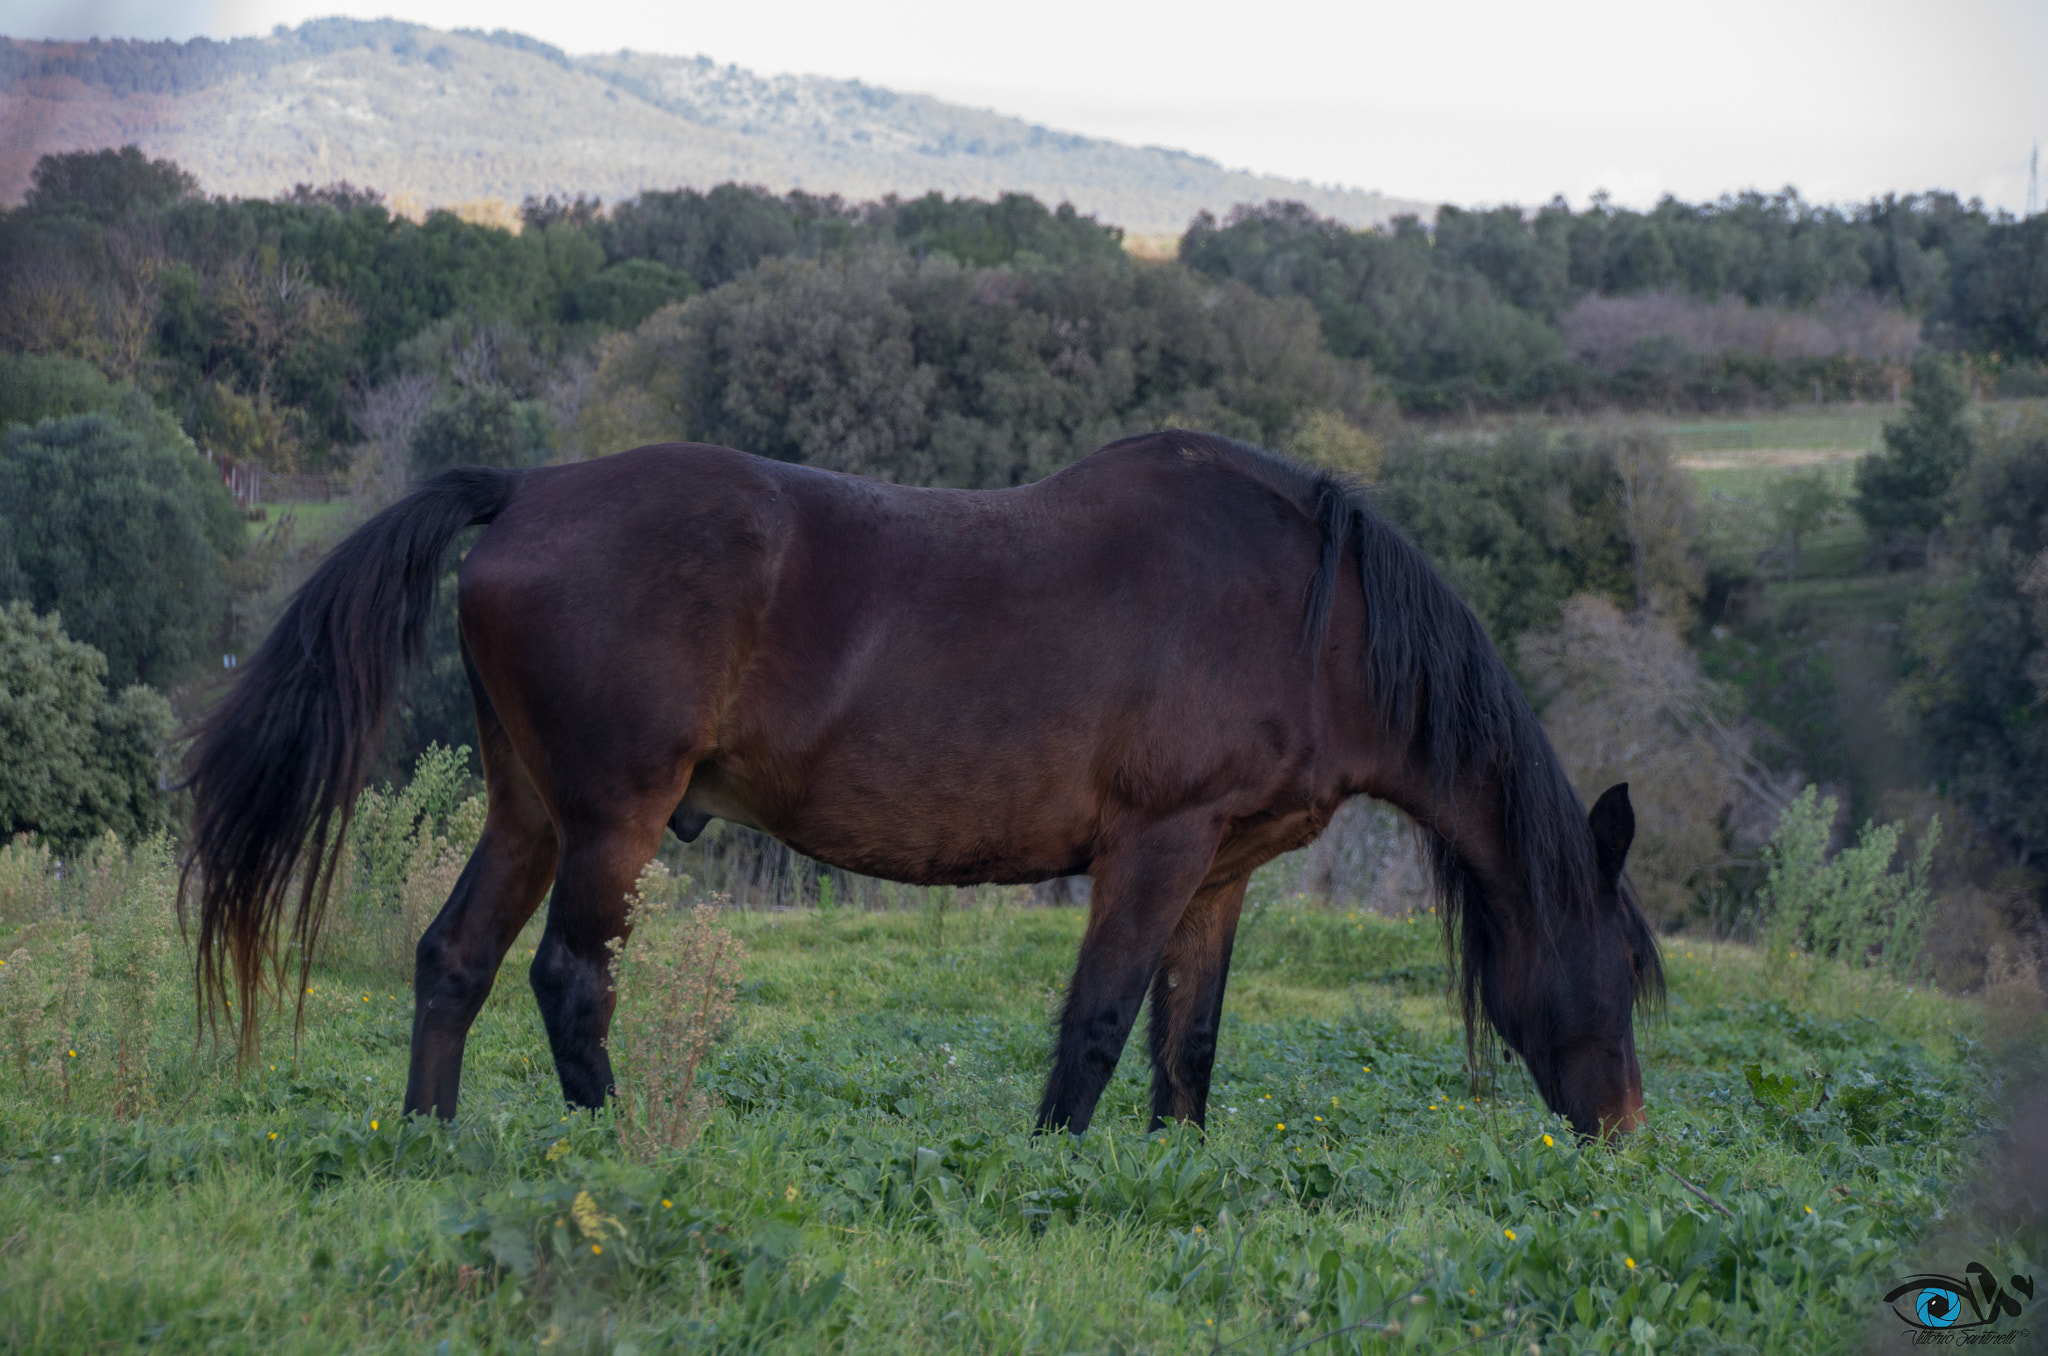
456;438;1333;876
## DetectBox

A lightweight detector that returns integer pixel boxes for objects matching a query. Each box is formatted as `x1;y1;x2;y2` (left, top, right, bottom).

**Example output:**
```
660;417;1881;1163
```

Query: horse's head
1486;783;1660;1139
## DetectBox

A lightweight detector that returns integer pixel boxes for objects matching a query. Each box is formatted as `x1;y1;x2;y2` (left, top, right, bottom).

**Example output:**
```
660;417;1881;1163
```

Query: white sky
8;0;2046;214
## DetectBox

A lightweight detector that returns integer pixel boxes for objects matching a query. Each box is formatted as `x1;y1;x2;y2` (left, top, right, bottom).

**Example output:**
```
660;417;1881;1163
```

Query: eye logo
1911;1284;1962;1329
1884;1264;2035;1333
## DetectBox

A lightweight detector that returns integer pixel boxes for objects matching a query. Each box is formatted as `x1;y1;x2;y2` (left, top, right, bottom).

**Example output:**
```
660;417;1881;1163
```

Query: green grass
0;853;2025;1354
244;499;357;548
1662;408;1891;456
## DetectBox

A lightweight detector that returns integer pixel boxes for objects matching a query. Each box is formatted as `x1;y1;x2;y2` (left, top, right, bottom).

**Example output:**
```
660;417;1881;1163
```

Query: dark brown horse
183;432;1661;1138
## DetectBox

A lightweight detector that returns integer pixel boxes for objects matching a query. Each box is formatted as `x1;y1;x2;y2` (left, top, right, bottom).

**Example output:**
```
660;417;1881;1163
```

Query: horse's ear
1588;783;1634;884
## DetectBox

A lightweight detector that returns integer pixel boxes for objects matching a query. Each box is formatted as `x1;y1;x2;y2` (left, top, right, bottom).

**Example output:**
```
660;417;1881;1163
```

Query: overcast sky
8;0;2045;214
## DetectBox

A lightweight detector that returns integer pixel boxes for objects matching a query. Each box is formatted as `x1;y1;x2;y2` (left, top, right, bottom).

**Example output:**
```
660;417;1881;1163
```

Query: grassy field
0;839;2030;1356
245;499;358;548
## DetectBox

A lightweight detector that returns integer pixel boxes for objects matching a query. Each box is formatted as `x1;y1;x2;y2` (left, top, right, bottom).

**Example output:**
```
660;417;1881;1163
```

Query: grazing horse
183;431;1662;1139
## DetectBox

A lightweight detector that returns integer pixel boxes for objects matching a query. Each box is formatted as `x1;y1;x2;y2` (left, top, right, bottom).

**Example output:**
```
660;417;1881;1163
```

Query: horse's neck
1355;750;1519;905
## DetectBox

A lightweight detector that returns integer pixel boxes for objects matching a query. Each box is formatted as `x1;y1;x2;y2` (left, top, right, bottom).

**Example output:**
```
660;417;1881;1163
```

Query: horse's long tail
182;466;519;1057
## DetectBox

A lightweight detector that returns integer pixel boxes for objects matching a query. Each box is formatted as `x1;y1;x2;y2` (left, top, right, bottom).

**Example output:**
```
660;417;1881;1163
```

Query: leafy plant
0;603;174;844
1758;785;1936;980
329;743;483;975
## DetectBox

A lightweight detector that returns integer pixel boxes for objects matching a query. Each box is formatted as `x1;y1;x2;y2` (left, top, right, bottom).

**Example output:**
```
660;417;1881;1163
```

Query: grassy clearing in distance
0;841;2025;1354
241;498;356;548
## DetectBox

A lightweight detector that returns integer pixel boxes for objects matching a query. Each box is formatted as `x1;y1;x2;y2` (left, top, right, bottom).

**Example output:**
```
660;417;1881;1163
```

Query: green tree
0;602;173;843
1375;427;1698;643
1764;469;1841;581
0;414;238;688
569;259;698;330
21;146;198;221
581;248;1365;489
408;387;555;474
1854;351;1973;546
1896;413;2048;860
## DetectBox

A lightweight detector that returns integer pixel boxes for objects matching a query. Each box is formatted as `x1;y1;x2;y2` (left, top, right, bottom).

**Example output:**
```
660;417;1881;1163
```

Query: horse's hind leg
404;670;559;1119
1144;875;1249;1130
1037;817;1220;1134
530;808;674;1109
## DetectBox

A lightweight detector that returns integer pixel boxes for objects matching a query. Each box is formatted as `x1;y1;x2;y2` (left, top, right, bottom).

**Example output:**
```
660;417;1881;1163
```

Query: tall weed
101;837;175;1115
0;834;57;925
606;865;740;1162
0;832;174;1111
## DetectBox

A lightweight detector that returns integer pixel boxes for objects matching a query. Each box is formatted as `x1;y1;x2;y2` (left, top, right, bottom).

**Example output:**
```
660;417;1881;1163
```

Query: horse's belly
684;749;1096;887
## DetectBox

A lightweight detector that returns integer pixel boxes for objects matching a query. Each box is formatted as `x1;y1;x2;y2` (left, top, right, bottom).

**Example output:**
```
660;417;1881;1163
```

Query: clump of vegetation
606;865;742;1161
324;743;485;977
1758;785;1937;981
1854;350;1975;555
1896;410;2048;859
0;410;241;689
0;832;177;1115
0;602;174;844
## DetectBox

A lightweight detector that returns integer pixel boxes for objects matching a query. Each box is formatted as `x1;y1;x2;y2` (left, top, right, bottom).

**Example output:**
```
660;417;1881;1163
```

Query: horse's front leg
1036;815;1221;1135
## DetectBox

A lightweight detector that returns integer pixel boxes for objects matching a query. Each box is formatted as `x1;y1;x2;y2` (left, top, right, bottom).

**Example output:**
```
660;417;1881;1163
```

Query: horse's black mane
1140;430;1664;1049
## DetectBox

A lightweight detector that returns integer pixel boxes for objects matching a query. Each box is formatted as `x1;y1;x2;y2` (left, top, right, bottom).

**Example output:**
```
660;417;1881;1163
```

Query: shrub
569;259;698;330
607;869;741;1162
1758;785;1936;979
1285;408;1383;481
407;386;555;474
1376;428;1700;643
327;744;484;976
0;412;239;688
0;602;174;843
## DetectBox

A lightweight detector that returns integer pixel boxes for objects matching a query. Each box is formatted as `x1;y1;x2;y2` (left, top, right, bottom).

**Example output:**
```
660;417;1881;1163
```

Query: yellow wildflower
571;1190;623;1240
1504;1228;1517;1241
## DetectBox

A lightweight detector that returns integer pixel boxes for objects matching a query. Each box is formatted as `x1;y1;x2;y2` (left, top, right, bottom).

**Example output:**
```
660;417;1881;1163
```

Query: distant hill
0;19;1432;235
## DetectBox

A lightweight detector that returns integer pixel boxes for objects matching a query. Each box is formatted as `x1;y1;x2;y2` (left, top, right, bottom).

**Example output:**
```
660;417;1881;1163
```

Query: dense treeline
1182;195;2048;412
0;149;1140;472
6;145;2044;481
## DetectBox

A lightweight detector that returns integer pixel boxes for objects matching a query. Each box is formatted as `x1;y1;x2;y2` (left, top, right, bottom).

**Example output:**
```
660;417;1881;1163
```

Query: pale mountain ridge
0;19;1432;235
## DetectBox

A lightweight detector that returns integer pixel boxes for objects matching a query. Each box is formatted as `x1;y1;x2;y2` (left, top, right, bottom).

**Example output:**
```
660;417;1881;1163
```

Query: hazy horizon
6;0;2046;216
